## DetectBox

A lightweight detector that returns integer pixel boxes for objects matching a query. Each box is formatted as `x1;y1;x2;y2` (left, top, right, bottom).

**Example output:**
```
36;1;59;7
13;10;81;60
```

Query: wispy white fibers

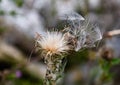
37;31;69;56
36;12;102;85
36;31;70;85
59;12;102;51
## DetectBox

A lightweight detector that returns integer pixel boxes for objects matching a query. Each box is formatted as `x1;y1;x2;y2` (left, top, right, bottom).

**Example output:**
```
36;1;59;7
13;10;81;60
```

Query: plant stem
44;55;63;85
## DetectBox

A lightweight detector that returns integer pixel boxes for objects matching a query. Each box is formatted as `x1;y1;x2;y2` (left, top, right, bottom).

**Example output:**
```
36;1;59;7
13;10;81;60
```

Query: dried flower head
36;31;69;57
36;12;102;85
60;12;102;51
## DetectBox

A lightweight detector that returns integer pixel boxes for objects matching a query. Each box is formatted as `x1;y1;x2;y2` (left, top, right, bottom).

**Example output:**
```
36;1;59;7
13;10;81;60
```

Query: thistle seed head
36;31;69;57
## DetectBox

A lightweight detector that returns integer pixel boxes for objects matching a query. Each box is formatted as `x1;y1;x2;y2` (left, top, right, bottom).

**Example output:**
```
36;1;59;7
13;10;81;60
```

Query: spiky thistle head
36;31;69;57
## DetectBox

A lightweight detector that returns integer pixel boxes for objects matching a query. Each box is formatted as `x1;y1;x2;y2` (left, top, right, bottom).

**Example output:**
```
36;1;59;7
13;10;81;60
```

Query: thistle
36;31;69;85
36;12;102;85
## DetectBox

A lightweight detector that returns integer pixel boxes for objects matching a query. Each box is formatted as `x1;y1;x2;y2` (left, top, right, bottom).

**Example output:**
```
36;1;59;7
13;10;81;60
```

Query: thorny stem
44;55;64;85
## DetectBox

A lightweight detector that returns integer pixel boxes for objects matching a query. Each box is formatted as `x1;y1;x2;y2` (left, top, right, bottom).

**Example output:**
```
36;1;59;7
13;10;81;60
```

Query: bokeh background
0;0;120;85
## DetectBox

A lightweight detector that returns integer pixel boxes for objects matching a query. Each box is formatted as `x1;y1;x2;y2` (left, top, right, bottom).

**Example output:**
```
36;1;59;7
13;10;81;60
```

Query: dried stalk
107;30;120;36
44;55;65;85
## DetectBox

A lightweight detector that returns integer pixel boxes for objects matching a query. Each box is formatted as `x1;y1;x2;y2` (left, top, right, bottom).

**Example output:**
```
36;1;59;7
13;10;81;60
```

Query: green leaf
6;73;16;80
9;10;17;16
111;58;120;65
0;10;5;15
98;58;120;83
12;0;24;7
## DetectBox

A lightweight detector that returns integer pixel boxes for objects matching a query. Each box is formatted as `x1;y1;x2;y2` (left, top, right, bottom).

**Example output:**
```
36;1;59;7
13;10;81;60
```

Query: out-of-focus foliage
9;10;17;16
12;0;24;7
0;10;5;15
0;27;5;34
